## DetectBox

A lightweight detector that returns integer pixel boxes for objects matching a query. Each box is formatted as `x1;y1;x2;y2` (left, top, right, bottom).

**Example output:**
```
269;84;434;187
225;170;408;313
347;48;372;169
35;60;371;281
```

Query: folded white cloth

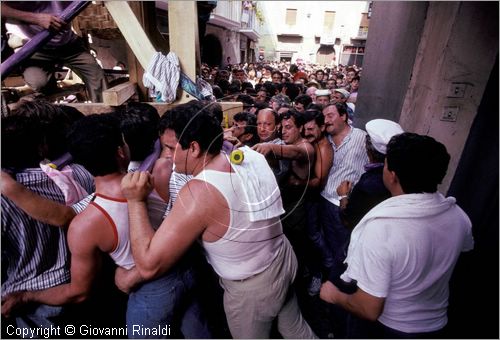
40;163;89;205
344;192;471;270
230;146;285;222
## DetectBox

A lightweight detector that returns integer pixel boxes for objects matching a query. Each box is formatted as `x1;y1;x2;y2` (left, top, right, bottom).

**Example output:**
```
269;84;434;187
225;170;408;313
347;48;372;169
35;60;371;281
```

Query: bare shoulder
298;139;315;158
318;139;334;157
68;204;115;253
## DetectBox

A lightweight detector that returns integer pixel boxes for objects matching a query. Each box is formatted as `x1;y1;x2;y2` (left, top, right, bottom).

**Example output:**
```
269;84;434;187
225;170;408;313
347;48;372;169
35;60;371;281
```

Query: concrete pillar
355;2;428;128
398;2;499;192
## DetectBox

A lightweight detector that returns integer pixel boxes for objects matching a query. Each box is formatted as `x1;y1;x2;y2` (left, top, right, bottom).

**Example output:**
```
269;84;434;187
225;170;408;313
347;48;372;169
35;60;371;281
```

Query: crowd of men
0;1;476;338
1;59;474;338
199;60;359;123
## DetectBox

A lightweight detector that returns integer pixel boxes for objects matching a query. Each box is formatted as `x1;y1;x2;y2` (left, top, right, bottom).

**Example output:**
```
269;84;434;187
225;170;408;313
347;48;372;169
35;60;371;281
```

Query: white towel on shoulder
230;146;285;222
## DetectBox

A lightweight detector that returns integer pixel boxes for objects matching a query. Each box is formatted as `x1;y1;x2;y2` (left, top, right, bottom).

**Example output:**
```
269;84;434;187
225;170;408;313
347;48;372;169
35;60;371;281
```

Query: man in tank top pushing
121;101;317;339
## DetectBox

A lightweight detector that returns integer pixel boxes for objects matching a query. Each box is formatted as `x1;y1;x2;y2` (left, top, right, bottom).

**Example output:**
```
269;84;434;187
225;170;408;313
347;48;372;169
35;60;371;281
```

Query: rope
142;51;180;103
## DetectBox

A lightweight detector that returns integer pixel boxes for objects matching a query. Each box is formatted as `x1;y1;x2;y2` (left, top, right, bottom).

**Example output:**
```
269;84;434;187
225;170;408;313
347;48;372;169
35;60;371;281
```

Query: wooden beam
105;1;155;71
60;102;243;124
167;1;199;104
127;2;168;101
102;81;137;106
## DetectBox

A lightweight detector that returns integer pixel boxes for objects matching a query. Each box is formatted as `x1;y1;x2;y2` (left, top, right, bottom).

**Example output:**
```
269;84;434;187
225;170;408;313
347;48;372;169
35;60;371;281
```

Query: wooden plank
2;76;25;87
167;1;199;104
127;2;167;101
102;81;137;106
104;1;155;71
60;102;244;124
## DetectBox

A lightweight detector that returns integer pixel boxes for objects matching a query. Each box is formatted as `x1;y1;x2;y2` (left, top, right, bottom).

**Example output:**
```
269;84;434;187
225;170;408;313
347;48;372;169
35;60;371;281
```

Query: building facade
203;0;261;67
258;1;370;66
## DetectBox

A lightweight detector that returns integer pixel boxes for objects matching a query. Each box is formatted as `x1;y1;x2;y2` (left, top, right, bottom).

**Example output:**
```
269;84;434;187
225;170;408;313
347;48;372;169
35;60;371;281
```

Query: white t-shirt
342;193;474;333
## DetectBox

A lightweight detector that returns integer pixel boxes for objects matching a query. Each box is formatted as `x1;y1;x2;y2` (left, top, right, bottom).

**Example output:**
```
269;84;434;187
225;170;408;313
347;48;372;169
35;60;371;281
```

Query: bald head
257;108;279;142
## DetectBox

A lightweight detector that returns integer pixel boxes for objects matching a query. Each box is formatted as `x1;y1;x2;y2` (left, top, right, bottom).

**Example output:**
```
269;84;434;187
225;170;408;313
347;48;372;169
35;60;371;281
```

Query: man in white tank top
121;101;317;339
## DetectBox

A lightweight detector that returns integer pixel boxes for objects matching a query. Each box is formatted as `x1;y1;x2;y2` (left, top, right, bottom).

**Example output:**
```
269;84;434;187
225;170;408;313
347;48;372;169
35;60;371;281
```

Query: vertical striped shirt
164;169;192;218
321;127;369;206
1;165;94;297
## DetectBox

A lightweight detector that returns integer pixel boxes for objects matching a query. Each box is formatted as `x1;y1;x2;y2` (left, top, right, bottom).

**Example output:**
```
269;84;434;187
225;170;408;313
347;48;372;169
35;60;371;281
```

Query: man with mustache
318;102;369;336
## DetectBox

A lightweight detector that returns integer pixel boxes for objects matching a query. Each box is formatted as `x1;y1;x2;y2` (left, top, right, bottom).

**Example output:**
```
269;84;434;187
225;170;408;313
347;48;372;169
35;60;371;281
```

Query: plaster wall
399;2;499;192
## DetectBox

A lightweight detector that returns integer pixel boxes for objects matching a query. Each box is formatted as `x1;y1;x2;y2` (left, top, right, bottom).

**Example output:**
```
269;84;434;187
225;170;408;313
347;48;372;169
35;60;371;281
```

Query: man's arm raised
253;142;314;162
122;171;207;281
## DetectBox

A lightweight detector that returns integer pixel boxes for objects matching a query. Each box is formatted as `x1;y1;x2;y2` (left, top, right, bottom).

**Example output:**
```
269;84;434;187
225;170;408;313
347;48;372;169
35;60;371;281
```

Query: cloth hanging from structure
143;51;180;103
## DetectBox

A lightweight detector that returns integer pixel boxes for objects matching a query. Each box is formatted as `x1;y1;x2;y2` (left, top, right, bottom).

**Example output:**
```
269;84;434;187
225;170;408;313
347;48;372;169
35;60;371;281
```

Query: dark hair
302;109;325;127
236;94;255;109
253;101;270;112
1;114;43;170
11;100;74;160
58;104;84;124
241;81;254;91
289;64;298;73
386;132;450;194
262;82;277;96
306;103;323;112
217;79;230;94
231;79;242;87
365;135;385;163
323;102;349;122
159;101;223;155
282;109;305;128
68;114;124;177
245;88;257;96
294;94;313;108
201;100;223;124
115;103;159;161
282;82;299;101
212;85;224;99
233;111;259;146
227;83;241;95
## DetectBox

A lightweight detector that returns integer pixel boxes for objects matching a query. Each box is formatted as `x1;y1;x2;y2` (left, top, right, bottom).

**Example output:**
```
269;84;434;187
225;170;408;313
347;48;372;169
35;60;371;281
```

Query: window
285;9;297;26
323;11;335;32
358;26;369;38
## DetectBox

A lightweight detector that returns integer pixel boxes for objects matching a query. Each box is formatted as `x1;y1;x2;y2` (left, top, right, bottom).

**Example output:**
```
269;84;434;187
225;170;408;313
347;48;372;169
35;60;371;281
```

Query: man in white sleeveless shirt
121;101;317;339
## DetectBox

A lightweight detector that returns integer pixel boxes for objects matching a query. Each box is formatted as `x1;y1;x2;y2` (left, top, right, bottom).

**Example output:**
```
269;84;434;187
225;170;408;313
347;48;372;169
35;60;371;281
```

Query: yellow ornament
229;150;244;165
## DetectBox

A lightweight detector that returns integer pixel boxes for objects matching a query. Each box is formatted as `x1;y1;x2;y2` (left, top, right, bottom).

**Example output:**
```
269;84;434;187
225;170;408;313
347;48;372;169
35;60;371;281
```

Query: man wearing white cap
332;89;354;122
337;119;404;229
331;88;350;104
315;89;331;108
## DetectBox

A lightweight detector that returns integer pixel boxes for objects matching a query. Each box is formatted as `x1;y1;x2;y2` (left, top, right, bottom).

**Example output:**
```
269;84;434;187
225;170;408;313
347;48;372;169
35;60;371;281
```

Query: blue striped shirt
320;127;369;206
1;165;94;297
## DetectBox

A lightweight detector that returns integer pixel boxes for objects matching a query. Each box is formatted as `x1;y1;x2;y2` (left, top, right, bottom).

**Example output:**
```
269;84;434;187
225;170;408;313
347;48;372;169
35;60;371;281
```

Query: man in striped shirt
320;103;369;284
1;107;94;331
